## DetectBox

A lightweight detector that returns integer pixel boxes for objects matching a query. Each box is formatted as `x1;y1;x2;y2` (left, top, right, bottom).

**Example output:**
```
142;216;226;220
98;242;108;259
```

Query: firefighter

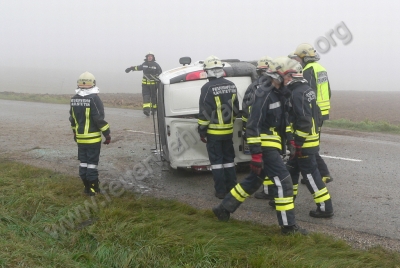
268;57;334;218
290;43;333;185
69;72;111;196
212;57;308;235
198;55;239;199
241;55;277;200
125;51;162;116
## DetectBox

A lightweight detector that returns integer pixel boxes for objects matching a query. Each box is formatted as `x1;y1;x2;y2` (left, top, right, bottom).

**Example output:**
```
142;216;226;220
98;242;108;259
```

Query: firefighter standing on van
69;72;111;196
290;43;333;185
198;55;239;199
125;52;162;116
212;57;308;235
268;57;334;218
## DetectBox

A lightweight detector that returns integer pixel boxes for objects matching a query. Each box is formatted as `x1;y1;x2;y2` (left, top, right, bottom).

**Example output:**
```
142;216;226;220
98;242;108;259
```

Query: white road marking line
126;130;159;135
320;155;362;162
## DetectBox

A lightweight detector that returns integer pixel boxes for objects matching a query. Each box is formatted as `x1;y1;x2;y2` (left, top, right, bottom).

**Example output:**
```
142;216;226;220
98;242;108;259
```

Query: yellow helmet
77;72;96;89
203;55;224;70
266;57;303;83
294;43;317;58
257;55;273;70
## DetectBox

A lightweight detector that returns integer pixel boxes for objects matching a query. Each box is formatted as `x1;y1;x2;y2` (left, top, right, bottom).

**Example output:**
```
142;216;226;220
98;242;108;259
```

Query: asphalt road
1;99;399;250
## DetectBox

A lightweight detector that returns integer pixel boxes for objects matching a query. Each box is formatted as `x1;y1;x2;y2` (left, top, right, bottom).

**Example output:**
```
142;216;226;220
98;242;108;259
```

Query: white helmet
294;43;320;63
203;55;225;70
77;72;96;89
256;55;273;70
266;57;303;84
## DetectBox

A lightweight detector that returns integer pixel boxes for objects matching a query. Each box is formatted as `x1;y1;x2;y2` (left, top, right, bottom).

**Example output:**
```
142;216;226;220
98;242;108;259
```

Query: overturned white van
156;57;257;171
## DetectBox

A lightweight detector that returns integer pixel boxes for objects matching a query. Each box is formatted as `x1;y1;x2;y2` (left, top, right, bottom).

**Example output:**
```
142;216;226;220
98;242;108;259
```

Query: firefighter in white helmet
69;72;111;196
125;51;162;116
267;57;334;218
212;57;308;235
198;55;239;199
290;43;333;185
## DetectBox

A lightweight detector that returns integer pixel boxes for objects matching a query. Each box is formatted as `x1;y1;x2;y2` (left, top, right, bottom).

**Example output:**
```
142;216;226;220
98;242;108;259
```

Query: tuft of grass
1;159;400;267
325;119;400;135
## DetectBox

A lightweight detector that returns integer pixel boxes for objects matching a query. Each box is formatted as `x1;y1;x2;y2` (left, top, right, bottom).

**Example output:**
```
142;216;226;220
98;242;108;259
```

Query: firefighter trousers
222;149;296;227
78;143;101;185
286;153;333;213
206;135;237;195
142;84;157;113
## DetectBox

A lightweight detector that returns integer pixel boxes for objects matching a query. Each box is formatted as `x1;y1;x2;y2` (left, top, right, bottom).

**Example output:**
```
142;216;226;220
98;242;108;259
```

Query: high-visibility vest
304;62;330;117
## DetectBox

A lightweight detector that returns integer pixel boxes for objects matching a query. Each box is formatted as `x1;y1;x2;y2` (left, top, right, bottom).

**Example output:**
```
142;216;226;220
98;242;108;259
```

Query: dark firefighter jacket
130;60;162;85
198;77;239;139
241;76;270;132
287;81;322;150
246;77;288;154
303;62;331;120
69;94;110;144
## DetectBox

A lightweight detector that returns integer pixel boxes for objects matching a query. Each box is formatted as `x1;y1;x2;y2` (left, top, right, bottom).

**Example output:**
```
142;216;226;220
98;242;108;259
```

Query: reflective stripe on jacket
303;62;331;118
69;93;110;144
198;77;239;136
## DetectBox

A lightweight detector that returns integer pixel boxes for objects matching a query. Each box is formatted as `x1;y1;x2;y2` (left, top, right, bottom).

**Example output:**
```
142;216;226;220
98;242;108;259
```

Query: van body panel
164;77;251;117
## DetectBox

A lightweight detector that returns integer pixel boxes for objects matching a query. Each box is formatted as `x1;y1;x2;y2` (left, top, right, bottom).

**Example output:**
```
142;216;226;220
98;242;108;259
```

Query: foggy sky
1;0;399;94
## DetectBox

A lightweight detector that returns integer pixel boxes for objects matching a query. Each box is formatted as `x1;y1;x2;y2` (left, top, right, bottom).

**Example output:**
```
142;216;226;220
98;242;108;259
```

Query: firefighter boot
88;179;101;196
83;180;91;196
309;208;334;218
254;190;274;200
212;203;230;222
281;224;308;235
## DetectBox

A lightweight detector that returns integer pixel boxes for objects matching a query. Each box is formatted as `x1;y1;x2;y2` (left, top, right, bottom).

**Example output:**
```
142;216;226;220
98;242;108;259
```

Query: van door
161;77;252;169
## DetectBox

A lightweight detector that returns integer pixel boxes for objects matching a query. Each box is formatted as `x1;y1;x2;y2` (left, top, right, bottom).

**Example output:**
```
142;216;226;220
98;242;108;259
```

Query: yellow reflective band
198;119;210;126
214;96;223;125
313;187;331;203
71;107;78;132
293;184;298;196
263;177;274;186
275;197;294;211
134;66;138;71
247;137;261;144
230;184;249;202
143;103;151;108
84;108;90;134
302;140;319;148
76;132;101;138
207;129;233;135
152;104;157;108
77;137;102;144
100;124;109;132
295;130;309;137
260;141;282;149
209;123;233;129
242;116;248;122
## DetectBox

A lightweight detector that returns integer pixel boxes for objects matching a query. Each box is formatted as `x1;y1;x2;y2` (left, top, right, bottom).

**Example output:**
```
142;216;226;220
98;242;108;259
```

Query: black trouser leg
297;153;333;213
207;137;226;194
221;139;237;192
142;84;151;114
316;153;330;177
263;150;296;227
78;143;101;193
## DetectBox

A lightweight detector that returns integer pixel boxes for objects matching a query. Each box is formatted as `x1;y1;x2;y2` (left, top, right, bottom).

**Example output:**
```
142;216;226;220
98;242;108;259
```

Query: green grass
1;160;400;267
0;91;71;104
325;119;400;135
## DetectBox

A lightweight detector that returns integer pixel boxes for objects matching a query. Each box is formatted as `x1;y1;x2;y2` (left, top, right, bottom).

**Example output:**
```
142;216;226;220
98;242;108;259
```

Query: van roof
159;60;258;85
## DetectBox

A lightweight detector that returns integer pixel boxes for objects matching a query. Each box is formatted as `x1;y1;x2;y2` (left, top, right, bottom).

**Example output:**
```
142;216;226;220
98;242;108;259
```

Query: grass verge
1;159;400;267
325;119;400;135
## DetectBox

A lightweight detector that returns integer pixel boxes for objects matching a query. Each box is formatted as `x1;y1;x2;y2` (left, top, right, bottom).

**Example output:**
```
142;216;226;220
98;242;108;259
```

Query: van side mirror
179;57;191;66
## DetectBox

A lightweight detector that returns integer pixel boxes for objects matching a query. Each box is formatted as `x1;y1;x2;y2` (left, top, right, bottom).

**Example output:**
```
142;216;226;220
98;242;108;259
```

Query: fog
1;0;399;94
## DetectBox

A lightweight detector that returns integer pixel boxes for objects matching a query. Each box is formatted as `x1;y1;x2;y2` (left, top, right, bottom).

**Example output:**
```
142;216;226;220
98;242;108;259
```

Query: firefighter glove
103;135;111;145
289;140;302;159
250;153;263;175
125;67;132;73
200;133;207;143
